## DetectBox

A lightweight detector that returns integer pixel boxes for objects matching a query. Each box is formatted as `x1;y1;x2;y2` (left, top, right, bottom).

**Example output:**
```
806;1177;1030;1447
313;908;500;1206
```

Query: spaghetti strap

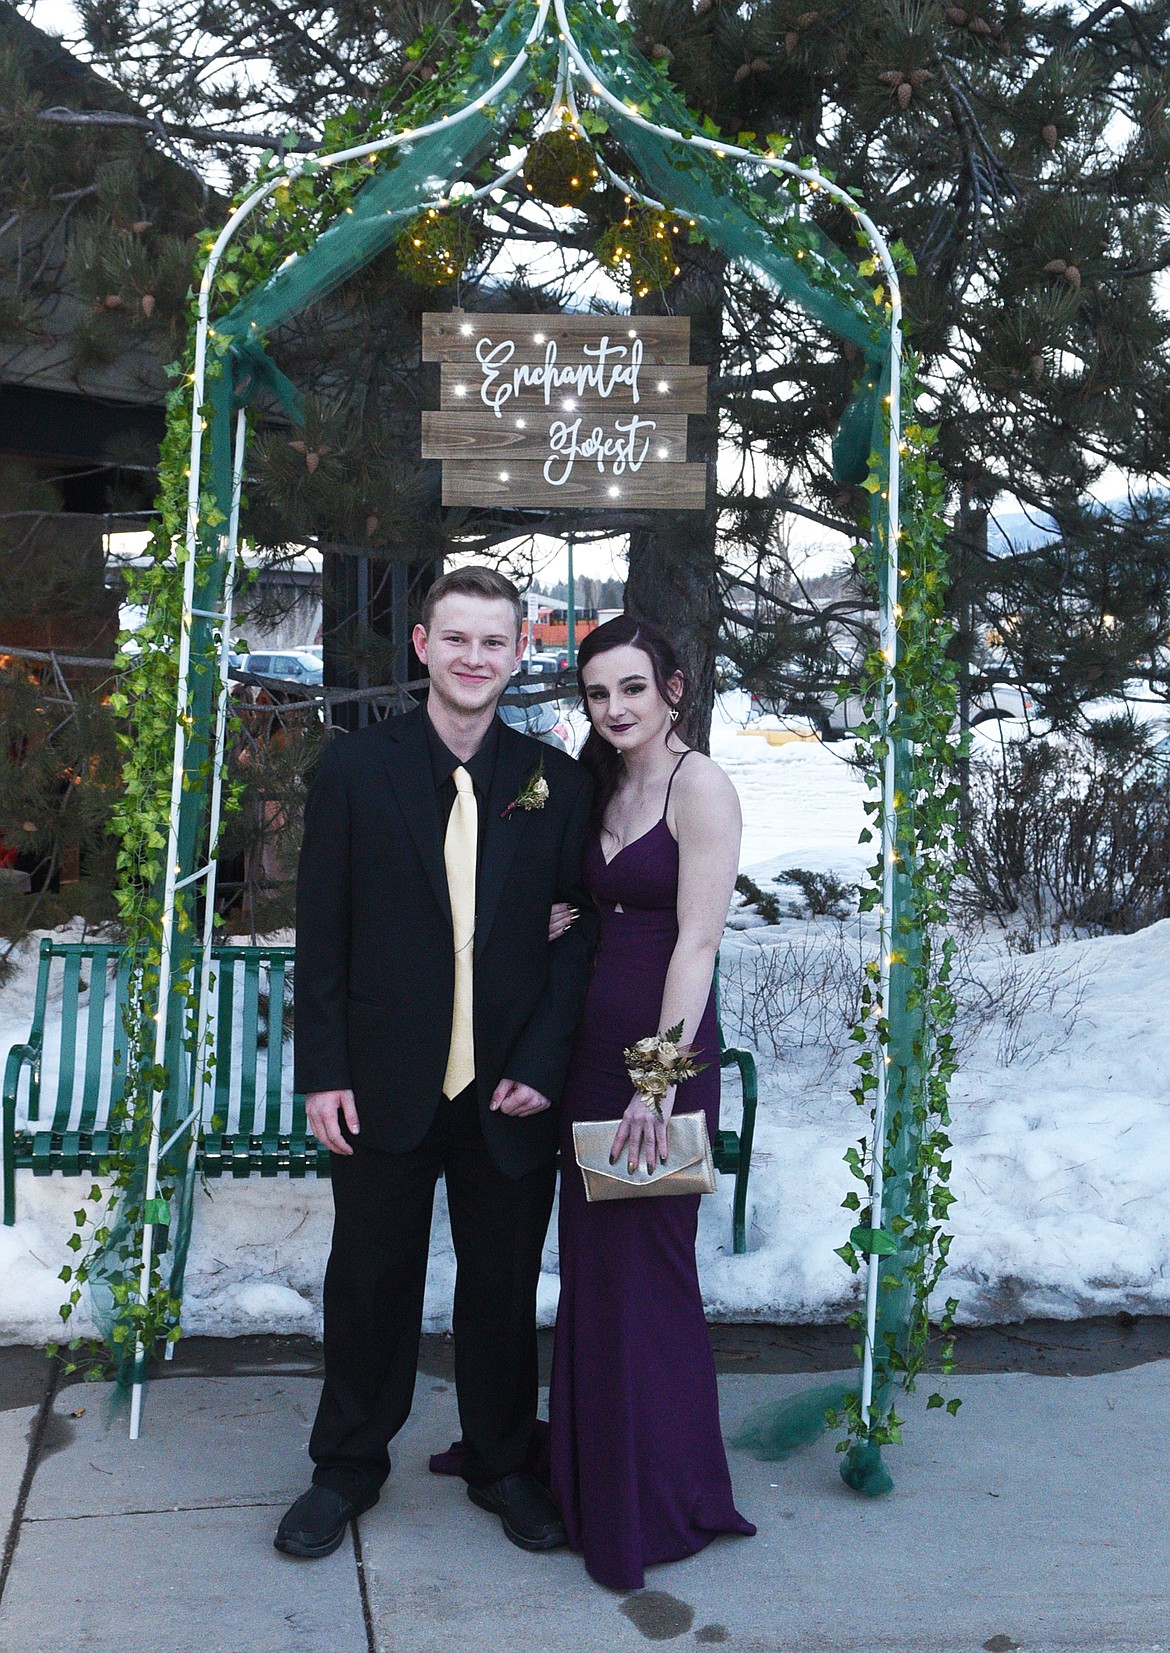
661;750;691;819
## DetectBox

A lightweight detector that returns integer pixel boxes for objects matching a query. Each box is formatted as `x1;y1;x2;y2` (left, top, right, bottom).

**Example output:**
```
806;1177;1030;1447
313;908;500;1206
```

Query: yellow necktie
442;765;477;1098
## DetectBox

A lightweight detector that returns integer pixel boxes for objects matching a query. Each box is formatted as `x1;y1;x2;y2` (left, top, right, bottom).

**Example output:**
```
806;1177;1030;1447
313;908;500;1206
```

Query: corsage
623;1022;707;1121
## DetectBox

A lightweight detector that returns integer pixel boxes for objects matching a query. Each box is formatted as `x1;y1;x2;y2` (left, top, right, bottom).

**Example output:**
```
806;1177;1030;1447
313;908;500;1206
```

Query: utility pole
566;530;577;669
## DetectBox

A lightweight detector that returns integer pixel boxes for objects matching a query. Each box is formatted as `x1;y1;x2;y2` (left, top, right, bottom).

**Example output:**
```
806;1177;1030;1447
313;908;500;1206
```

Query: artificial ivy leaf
849;1224;898;1256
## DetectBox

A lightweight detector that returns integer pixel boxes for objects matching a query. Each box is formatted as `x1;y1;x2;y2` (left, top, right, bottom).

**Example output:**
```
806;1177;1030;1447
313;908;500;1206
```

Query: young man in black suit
276;567;597;1560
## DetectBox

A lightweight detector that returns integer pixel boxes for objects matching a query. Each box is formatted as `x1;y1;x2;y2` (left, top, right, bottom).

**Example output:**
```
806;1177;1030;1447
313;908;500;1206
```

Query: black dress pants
309;1085;557;1504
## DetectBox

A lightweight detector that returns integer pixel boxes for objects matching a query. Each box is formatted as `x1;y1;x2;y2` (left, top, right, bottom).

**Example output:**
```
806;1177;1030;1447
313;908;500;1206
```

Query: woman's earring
669;708;679;723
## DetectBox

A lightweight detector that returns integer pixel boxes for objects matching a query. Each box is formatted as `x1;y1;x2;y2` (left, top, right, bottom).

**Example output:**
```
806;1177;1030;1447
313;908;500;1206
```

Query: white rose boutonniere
501;756;549;819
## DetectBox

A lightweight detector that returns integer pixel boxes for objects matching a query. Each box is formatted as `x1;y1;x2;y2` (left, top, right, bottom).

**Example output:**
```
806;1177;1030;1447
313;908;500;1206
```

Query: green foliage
734;872;782;925
776;866;856;918
834;380;964;1453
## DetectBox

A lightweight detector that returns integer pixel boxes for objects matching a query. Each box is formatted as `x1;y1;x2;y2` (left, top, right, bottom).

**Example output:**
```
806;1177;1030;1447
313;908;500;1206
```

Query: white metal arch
134;0;905;1441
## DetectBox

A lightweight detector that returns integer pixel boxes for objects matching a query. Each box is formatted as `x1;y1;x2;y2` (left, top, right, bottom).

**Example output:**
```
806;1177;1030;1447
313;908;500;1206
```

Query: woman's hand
548;901;578;942
609;1086;676;1175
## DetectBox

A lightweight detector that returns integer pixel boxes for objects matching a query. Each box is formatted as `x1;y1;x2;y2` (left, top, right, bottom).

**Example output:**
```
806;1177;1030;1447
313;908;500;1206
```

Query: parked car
498;685;572;751
522;650;565;677
237;649;323;687
757;681;1035;740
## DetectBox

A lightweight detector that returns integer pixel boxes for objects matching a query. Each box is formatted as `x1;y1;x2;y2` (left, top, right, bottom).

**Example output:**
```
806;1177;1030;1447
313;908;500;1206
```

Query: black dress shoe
274;1484;377;1559
467;1471;567;1552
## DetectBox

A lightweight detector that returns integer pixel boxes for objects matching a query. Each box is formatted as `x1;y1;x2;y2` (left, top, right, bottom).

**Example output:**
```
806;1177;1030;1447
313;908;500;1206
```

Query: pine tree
43;0;1170;749
633;0;1170;734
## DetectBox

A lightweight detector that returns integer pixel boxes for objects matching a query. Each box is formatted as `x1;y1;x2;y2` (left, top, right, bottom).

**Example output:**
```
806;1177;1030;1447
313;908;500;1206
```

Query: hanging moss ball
523;126;601;208
396;209;475;287
594;209;683;298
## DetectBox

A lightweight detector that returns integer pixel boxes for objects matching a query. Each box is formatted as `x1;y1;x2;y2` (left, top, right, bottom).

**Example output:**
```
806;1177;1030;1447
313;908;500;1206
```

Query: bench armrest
4;1039;41;1227
720;1044;758;1133
3;1041;40;1116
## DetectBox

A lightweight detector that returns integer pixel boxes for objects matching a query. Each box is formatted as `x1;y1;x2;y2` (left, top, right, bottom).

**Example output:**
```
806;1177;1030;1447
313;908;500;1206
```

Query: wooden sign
421;311;707;511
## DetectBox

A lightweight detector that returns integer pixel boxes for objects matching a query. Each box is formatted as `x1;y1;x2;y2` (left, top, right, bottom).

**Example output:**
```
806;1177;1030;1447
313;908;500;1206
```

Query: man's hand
490;1078;552;1117
306;1088;360;1155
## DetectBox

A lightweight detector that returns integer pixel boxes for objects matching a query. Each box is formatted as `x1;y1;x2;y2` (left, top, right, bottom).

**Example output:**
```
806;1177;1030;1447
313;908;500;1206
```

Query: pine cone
945;5;968;21
734;61;753;82
1030;354;1045;380
366;515;380;535
784;30;799;51
102;294;123;309
1043;258;1081;289
140;293;156;317
897;81;913;107
798;10;821;24
651;43;673;59
1041;123;1058;149
970;14;993;34
288;440;332;474
131;220;152;234
695;0;714;14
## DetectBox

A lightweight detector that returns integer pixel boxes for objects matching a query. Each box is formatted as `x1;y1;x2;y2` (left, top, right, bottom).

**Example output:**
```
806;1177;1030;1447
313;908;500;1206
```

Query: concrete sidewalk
0;1355;1167;1653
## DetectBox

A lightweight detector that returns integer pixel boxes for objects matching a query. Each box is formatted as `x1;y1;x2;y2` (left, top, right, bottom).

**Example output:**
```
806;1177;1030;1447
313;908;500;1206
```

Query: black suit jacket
293;705;598;1177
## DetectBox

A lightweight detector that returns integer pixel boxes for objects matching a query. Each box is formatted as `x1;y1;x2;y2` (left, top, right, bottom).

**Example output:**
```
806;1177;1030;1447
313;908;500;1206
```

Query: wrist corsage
623;1022;707;1121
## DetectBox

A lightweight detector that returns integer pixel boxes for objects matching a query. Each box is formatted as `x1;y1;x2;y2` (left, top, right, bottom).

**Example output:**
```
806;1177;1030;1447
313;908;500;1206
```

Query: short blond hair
422;566;523;638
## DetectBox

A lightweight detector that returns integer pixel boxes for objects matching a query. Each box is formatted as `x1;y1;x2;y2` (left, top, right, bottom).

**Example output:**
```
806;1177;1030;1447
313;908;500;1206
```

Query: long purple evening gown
549;757;755;1590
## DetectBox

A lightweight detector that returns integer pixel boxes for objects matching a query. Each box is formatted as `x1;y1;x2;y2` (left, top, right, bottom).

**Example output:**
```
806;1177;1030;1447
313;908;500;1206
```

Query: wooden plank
441;460;708;510
423;311;690;363
422;410;689;463
439;362;708;414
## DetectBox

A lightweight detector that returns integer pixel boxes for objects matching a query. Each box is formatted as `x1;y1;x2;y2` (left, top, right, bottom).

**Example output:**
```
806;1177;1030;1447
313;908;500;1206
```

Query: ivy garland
51;127;386;1377
51;3;961;1455
829;356;963;1457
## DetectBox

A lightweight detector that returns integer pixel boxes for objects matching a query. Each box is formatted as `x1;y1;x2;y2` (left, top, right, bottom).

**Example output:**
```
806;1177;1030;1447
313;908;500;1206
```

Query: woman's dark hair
575;614;688;831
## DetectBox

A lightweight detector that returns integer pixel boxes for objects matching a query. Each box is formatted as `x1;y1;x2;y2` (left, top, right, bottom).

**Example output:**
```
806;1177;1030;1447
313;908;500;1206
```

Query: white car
760;682;1035;740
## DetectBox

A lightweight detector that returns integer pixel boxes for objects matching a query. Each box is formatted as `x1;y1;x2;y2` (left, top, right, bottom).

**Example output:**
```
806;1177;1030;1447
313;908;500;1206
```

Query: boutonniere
502;756;549;818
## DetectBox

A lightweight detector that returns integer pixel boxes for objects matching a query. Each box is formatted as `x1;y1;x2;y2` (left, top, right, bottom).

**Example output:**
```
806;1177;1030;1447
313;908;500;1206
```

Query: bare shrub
947;922;1088;1068
720;922;865;1074
962;725;1170;937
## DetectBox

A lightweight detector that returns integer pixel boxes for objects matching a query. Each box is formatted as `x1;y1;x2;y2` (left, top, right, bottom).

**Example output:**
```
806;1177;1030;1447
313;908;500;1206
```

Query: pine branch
36;107;317;152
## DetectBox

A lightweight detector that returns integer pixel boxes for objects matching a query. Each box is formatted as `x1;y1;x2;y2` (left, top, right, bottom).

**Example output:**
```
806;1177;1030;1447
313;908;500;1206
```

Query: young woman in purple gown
547;615;756;1591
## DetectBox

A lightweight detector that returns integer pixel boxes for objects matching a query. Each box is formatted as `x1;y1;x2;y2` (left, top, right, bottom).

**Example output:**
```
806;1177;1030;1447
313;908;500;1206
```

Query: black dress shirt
423;700;501;849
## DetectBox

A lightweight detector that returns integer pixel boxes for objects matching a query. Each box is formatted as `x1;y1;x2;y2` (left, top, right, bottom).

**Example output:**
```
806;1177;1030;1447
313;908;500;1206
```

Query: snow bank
2;702;1168;1341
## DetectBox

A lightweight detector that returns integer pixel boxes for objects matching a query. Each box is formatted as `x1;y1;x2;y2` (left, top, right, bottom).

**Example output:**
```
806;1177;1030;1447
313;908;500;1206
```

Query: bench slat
264;955;286;1139
239;955;260;1135
54;953;82;1130
78;947;113;1133
108;957;132;1110
213;957;235;1133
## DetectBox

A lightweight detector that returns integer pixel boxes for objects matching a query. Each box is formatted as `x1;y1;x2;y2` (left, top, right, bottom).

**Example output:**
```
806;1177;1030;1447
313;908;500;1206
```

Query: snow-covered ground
2;693;1168;1343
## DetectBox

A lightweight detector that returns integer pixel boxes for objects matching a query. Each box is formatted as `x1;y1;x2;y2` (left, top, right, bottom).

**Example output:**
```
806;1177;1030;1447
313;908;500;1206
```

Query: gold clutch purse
571;1111;717;1202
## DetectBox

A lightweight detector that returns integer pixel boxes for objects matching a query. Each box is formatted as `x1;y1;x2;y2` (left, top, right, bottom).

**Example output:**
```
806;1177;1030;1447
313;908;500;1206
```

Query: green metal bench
3;939;758;1252
2;940;324;1228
